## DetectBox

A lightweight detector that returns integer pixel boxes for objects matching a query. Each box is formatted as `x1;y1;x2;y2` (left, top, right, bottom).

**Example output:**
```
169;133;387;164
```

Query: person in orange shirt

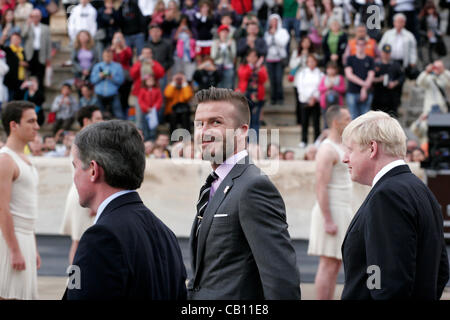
163;72;194;134
342;24;380;65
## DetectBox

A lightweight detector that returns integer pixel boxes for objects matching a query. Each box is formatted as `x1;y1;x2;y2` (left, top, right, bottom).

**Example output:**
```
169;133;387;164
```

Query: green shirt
327;31;342;55
283;0;298;18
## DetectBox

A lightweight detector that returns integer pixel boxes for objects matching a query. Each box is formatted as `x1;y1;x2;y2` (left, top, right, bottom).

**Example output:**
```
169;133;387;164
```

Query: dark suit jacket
188;156;301;300
342;165;449;300
3;46;21;91
63;192;187;300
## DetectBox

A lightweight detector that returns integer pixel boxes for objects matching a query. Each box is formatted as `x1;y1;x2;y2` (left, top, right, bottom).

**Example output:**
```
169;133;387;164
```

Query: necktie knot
205;171;219;187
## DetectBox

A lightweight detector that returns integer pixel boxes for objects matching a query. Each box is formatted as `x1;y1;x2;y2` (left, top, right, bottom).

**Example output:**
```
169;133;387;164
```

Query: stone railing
33;158;423;239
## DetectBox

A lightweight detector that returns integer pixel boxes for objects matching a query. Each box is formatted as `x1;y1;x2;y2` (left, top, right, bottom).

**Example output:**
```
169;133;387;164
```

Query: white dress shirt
32;24;41;50
372;159;406;187
94;190;136;224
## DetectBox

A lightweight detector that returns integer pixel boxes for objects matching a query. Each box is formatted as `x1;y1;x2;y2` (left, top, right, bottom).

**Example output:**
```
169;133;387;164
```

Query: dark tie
195;171;219;237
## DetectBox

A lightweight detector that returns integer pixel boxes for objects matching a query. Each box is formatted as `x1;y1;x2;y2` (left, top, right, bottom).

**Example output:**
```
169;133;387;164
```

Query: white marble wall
33;158;423;239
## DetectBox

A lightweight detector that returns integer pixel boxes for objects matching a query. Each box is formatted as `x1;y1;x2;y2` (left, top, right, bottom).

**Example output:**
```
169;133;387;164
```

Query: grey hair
393;13;407;22
74;120;146;190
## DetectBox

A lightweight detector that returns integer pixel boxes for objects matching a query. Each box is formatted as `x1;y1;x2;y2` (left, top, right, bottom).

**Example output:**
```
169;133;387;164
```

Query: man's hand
36;251;41;270
388;81;398;89
11;250;26;271
360;87;367;101
426;64;434;74
308;96;316;106
331;54;339;62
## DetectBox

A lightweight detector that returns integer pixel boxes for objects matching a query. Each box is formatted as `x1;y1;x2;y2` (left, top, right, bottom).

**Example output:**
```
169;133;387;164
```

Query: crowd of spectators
0;0;449;162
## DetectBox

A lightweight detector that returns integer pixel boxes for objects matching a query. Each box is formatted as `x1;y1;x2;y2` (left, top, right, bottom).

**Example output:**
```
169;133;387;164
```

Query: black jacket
63;192;187;300
342;165;449;300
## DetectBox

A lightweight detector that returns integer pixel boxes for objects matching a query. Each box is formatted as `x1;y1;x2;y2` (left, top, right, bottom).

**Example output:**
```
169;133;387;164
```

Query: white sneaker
298;142;306;149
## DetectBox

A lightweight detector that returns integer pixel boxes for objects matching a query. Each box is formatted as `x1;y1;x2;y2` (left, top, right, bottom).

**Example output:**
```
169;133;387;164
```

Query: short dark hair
77;105;101;127
1;101;36;136
43;134;54;142
325;105;345;127
74;120;145;190
195;87;250;127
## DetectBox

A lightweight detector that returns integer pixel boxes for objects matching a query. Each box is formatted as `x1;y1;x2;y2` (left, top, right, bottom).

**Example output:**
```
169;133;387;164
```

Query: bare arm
345;66;367;88
315;144;338;235
0;154;26;271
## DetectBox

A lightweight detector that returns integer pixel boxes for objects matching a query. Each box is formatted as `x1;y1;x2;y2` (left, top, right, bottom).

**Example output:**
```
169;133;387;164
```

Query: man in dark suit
341;110;449;300
63;120;187;300
188;87;301;300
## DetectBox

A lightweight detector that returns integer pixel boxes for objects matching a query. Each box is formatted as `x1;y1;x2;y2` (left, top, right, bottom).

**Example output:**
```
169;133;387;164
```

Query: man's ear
369;140;379;159
89;160;102;183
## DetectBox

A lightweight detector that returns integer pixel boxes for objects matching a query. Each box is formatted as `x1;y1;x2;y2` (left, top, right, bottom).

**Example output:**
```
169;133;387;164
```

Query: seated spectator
42;134;56;154
95;0;120;59
155;132;170;150
90;48;125;119
411;147;426;162
211;24;236;89
283;150;295;160
144;140;155;157
164;72;194;134
416;60;450;115
264;13;290;105
379;13;418;79
0;9;21;47
192;0;214;56
173;14;196;82
28;133;43;156
3;33;27;101
161;0;181;39
193;55;221;91
138;74;163;141
71;30;98;93
318;62;346;127
14;0;33;30
79;83;99;108
236;49;268;136
111;31;133;117
67;0;98;43
295;54;323;148
45;131;76;157
51;83;79;135
150;146;170;158
19;76;45;126
304;144;317;160
118;0;147;56
236;20;267;59
345;37;375;119
322;18;347;70
130;45;165;129
343;24;379;65
267;143;281;160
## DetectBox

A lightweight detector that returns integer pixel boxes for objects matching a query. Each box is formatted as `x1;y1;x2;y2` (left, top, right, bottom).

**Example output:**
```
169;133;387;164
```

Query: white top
94;190;136;224
67;3;97;41
0;147;39;220
32;24;41;50
390;31;405;61
295;67;323;103
372;159;406;187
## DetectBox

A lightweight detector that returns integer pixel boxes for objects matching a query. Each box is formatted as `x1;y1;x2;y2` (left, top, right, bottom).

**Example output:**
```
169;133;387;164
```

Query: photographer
19;76;46;126
90;48;124;119
417;60;450;115
192;56;221;91
163;72;193;134
51;83;78;135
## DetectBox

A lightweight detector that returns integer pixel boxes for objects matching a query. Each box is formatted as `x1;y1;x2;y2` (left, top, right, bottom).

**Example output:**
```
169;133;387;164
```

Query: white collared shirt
94;190;136;224
391;31;405;60
32;23;41;50
372;159;406;187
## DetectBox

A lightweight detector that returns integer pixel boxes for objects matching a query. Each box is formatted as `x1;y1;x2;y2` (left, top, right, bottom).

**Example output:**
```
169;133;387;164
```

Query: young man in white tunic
0;101;41;300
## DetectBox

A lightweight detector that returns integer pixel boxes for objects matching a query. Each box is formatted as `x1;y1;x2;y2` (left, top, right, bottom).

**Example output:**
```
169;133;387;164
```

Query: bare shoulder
316;143;338;165
0;153;18;181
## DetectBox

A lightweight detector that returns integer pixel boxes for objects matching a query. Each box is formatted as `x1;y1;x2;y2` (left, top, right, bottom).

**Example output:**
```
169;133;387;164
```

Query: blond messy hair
342;111;406;158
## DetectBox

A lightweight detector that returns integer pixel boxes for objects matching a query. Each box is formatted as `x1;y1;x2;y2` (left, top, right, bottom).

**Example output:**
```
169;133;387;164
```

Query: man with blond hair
341;111;449;300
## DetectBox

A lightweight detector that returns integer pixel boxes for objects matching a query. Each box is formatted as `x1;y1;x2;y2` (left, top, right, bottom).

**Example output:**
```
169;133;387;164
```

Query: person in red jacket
129;45;165;134
236;49;268;138
230;0;252;15
137;74;163;141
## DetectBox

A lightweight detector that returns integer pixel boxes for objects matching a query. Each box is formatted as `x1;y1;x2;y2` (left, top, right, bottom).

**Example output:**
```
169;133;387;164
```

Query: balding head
433;60;445;74
31;9;42;24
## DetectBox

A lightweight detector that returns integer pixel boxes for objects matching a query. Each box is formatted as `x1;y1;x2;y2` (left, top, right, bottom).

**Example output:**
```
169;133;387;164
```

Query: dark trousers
119;80;133;118
166;103;191;135
53;118;74;135
28;50;46;91
294;87;302;125
266;61;284;104
300;102;321;144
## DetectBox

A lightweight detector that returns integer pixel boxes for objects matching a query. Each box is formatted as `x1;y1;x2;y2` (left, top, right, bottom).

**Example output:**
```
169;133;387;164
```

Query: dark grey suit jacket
341;165;449;300
188;156;301;300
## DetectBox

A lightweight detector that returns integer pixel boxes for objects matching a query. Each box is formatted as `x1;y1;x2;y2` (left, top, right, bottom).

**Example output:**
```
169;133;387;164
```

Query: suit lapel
192;157;251;282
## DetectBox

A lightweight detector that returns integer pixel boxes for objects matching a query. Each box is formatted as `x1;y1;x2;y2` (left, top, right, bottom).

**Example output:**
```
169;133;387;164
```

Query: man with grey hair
341;110;449;299
63;120;187;300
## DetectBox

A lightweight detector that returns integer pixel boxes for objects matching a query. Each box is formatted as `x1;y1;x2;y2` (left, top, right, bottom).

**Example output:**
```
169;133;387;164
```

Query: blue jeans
218;68;234;89
250;100;264;140
266;62;284;103
124;33;145;56
135;100;157;141
346;92;374;119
